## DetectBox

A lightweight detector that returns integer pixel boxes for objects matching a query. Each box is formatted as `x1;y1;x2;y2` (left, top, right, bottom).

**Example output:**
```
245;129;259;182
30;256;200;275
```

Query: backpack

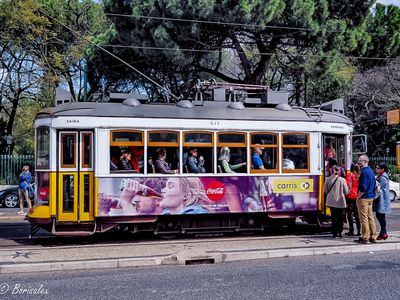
374;180;382;200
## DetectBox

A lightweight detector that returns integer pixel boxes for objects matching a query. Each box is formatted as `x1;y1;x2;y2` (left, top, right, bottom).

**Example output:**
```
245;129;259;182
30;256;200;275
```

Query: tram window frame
217;132;247;174
109;130;144;174
60;132;77;169
147;130;180;175
183;131;214;174
250;132;279;174
281;133;310;173
36;126;50;169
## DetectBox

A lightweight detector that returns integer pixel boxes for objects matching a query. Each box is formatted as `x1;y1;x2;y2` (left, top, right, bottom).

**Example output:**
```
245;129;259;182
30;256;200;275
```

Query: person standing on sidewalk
324;165;349;238
18;163;32;215
345;163;361;236
355;155;377;244
374;163;391;240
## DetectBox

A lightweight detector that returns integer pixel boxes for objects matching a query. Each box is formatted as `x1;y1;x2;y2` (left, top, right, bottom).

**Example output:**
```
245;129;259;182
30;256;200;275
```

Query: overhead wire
0;37;397;62
37;10;180;100
104;12;400;37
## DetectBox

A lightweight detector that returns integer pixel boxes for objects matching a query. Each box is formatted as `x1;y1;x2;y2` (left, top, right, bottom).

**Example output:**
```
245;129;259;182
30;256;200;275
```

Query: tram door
323;135;346;176
57;131;94;222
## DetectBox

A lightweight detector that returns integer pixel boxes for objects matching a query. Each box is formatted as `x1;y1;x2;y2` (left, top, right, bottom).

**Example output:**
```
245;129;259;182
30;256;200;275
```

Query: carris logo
206;181;225;201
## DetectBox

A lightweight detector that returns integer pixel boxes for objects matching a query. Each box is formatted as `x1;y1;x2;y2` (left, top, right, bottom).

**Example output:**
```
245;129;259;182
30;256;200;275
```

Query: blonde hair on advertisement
179;177;211;207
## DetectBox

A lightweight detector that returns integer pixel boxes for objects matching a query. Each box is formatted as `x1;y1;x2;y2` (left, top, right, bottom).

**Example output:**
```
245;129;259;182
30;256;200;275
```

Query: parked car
0;184;35;208
389;180;399;202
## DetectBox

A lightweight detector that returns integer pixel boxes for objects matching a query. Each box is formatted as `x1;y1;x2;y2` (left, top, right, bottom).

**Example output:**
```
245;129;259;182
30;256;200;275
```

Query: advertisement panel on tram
97;176;319;216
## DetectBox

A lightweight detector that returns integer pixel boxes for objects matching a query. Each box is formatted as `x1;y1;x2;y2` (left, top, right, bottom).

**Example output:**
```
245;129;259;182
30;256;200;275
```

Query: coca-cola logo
39;187;49;199
206;181;225;201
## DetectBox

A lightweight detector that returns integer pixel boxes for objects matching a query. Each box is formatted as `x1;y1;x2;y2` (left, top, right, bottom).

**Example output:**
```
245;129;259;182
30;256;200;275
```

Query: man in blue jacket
355;154;377;244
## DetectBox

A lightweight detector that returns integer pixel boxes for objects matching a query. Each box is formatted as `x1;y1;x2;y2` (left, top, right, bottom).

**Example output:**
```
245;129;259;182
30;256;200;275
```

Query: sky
377;0;400;6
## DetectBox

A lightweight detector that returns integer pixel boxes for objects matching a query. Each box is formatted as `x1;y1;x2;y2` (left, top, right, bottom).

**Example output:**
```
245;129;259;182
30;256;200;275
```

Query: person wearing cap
186;148;206;174
252;146;265;170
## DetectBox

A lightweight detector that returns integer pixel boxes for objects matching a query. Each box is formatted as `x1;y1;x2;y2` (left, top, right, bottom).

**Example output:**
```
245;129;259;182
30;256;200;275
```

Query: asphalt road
1;250;399;299
0;207;399;247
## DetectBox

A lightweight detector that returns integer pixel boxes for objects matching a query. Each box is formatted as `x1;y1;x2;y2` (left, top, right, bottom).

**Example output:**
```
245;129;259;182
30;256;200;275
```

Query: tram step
52;230;95;236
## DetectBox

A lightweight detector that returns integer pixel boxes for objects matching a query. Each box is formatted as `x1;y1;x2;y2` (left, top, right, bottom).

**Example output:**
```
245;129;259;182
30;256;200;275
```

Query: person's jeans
376;212;387;235
330;207;345;235
346;199;360;234
356;198;377;241
18;189;32;211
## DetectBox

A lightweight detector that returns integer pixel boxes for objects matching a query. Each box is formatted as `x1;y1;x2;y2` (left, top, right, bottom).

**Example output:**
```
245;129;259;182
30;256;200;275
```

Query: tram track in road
0;225;326;250
1;212;399;251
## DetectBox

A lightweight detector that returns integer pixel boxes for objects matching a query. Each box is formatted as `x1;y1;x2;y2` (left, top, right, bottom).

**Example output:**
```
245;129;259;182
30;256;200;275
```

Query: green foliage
355;3;400;69
88;0;376;102
0;0;109;154
388;164;399;182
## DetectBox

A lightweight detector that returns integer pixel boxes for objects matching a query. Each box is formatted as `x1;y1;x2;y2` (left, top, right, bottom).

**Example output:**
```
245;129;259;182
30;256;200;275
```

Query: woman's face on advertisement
160;178;182;209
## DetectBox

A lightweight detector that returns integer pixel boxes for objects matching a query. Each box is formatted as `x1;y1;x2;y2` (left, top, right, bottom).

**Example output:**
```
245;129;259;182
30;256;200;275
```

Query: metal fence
0;155;34;185
369;156;396;166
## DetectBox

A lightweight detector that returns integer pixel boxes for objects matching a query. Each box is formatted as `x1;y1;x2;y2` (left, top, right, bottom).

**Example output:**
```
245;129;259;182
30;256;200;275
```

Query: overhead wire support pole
39;10;180;102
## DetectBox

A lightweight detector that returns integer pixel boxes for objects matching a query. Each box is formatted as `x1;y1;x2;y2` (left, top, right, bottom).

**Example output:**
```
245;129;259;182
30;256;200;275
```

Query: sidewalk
1;227;400;274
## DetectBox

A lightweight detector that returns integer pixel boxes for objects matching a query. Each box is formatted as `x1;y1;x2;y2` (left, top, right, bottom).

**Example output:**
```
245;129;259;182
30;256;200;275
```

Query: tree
0;0;108;153
347;58;400;156
88;0;374;102
353;3;400;70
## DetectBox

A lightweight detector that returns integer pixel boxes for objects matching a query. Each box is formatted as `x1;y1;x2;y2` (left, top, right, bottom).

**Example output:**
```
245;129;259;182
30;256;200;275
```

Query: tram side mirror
352;134;367;155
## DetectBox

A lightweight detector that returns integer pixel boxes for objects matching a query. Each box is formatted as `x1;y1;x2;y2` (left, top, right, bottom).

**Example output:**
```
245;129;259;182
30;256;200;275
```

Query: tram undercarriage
29;211;328;238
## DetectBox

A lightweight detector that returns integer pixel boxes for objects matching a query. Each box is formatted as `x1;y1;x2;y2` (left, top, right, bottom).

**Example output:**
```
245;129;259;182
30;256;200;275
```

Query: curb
0;216;26;222
1;242;399;274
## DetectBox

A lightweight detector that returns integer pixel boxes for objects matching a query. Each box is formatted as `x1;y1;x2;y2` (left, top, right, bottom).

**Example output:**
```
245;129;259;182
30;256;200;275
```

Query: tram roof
36;102;353;125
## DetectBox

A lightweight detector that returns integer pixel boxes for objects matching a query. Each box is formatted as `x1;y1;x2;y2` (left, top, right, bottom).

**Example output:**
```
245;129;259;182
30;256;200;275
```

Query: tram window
111;131;142;145
184;132;212;144
36;127;50;169
250;133;278;172
218;133;245;144
148;147;179;174
217;147;247;173
217;132;247;173
282;133;309;172
251;133;277;145
283;134;308;145
110;146;144;173
82;132;92;168
149;131;178;144
35;172;49;206
61;133;76;168
147;131;180;174
183;132;213;174
110;130;144;173
62;174;74;212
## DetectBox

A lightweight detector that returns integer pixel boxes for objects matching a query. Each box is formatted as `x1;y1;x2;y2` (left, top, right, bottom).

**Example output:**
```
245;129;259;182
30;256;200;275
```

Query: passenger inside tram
324;139;337;161
251;146;265;170
128;146;144;173
154;148;179;174
110;146;120;171
218;147;246;173
186;148;206;174
118;150;133;170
